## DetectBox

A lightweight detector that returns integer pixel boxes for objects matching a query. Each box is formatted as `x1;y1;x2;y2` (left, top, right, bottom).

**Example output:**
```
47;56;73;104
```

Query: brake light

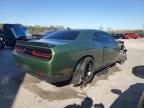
15;46;25;53
32;49;52;59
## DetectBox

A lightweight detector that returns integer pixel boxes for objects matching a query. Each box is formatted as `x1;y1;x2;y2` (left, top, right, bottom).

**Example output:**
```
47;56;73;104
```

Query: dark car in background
3;24;32;47
0;24;32;48
112;34;124;39
0;30;5;49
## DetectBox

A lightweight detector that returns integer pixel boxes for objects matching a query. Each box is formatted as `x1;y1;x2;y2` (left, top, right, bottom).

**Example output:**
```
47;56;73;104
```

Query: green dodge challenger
13;29;127;85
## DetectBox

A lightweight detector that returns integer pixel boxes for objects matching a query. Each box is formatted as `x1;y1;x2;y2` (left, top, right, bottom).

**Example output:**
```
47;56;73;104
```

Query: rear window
44;31;80;40
13;26;31;37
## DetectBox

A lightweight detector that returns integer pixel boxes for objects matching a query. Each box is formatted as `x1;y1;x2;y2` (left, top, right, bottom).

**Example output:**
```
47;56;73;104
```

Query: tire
71;57;94;85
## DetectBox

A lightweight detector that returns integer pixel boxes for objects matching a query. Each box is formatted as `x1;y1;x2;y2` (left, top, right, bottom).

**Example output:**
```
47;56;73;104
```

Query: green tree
0;23;3;29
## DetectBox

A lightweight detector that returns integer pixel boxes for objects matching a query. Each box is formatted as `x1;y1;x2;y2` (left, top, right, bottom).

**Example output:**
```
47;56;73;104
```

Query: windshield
13;25;31;37
44;30;80;40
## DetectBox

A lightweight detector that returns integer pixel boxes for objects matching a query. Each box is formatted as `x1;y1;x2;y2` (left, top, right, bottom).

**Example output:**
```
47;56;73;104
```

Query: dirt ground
0;39;144;108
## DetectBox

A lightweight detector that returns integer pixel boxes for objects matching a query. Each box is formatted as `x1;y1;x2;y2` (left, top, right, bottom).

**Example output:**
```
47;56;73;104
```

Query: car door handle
104;46;108;48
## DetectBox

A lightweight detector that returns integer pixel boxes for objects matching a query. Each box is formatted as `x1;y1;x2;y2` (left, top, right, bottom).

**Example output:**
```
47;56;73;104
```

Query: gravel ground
0;39;144;108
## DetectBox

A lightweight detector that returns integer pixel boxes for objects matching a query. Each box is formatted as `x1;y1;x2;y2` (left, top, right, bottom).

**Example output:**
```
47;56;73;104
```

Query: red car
124;33;140;39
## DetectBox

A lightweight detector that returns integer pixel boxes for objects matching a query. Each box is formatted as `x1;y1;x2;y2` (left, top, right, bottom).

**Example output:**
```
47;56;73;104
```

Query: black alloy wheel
71;57;94;86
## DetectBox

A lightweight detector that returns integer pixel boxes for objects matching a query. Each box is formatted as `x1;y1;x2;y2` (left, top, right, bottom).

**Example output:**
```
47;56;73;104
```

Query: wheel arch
70;55;95;84
73;55;94;72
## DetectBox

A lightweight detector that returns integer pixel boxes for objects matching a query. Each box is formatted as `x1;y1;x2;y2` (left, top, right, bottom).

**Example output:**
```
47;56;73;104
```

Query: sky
0;0;144;30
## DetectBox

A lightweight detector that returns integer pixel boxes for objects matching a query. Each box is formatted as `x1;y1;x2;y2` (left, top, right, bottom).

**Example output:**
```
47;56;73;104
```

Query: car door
3;26;16;46
92;33;103;67
97;32;118;65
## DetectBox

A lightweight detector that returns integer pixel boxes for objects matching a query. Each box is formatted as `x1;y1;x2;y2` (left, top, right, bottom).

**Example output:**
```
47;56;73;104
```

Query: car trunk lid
15;39;74;59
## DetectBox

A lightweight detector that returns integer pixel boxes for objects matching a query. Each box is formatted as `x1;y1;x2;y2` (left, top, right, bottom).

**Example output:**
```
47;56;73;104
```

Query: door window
97;32;115;43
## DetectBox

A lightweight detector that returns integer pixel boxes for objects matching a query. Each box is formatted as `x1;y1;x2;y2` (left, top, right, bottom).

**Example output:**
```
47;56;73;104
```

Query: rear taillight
15;45;52;59
32;49;52;59
15;46;25;53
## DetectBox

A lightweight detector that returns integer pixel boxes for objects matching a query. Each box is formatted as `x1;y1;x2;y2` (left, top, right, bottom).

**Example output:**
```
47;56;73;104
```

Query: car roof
56;29;105;32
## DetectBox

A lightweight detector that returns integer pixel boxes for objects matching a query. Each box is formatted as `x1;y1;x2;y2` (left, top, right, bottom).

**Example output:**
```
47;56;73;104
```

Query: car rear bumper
13;52;71;83
27;71;71;84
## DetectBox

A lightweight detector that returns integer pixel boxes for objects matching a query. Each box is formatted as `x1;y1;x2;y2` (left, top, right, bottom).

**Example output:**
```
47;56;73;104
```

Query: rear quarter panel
52;40;103;75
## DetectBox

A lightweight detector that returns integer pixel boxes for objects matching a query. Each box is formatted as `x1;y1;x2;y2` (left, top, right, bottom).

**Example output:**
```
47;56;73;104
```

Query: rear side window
97;32;115;43
92;33;99;41
44;31;80;40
